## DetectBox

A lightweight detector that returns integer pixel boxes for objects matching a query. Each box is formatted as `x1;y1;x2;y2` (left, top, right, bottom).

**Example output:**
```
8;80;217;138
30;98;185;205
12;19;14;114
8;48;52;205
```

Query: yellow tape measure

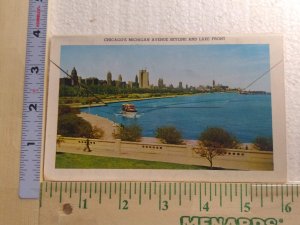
39;182;300;225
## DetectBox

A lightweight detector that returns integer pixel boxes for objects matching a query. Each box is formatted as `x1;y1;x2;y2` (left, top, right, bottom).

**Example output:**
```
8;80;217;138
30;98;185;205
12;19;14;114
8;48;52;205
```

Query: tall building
138;69;149;88
179;81;183;89
135;75;138;84
107;71;112;86
71;67;79;86
213;80;215;88
158;78;164;88
118;74;122;82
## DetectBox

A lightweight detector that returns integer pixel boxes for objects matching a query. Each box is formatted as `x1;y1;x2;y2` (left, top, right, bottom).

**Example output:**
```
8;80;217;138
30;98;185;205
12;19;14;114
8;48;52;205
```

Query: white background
48;0;300;182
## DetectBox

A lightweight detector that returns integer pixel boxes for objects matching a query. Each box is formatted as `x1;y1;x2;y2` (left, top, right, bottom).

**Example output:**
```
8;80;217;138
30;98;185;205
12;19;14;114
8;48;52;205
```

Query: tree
57;105;104;152
114;124;142;142
253;136;273;151
197;127;238;169
155;126;183;144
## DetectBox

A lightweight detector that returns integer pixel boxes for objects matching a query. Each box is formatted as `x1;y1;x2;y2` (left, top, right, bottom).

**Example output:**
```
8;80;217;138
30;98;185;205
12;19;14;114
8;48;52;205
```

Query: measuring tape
39;181;300;225
19;0;48;198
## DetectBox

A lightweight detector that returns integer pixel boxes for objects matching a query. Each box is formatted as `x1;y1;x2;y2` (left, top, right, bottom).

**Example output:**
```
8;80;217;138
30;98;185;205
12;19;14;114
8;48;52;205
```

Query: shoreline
64;93;203;109
79;111;256;149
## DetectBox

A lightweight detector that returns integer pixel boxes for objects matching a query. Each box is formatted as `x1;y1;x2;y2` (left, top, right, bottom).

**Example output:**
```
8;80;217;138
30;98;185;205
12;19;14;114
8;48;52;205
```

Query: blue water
81;93;272;142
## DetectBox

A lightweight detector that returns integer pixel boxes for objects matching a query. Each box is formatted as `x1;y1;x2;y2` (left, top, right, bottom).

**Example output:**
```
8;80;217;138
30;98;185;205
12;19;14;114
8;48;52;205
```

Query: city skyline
60;44;271;91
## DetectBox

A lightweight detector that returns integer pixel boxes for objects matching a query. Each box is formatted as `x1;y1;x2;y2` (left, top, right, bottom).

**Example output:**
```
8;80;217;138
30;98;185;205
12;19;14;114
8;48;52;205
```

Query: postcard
44;35;286;182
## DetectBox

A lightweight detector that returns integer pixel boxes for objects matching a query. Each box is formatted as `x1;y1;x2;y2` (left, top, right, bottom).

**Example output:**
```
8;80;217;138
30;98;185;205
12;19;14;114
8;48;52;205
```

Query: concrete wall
57;137;273;170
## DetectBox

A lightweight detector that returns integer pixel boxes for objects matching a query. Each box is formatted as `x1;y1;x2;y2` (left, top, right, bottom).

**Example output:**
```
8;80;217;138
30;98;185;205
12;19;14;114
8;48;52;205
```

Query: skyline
60;44;271;91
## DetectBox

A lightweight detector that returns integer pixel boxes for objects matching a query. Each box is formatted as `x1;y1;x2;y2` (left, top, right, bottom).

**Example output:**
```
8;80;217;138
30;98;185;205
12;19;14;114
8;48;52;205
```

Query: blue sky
60;44;270;91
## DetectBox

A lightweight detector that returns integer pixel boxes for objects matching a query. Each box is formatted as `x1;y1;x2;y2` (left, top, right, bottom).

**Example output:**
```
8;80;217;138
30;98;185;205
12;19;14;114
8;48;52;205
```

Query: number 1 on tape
19;0;48;199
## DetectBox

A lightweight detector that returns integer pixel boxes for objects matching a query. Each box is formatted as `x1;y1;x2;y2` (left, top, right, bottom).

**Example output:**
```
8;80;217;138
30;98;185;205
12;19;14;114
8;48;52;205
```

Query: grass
55;152;213;170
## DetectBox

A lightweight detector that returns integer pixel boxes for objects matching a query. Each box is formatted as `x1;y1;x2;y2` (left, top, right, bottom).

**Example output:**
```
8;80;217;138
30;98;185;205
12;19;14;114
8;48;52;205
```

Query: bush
57;113;92;137
155;126;183;144
91;126;104;139
58;105;80;116
197;127;238;169
199;127;238;149
115;124;142;142
253;136;273;151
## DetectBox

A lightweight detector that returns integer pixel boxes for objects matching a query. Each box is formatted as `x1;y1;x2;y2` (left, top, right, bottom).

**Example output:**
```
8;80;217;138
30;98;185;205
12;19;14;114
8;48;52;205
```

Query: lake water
81;93;272;142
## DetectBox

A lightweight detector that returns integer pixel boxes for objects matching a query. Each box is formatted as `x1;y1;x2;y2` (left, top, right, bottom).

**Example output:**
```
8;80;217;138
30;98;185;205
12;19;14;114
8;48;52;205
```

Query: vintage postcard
44;35;286;182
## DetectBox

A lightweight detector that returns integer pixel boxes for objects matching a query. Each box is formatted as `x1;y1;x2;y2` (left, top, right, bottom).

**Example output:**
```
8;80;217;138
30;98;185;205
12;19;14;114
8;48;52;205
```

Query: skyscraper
71;67;78;86
118;74;122;82
107;71;112;86
158;78;164;88
138;69;149;88
179;81;183;89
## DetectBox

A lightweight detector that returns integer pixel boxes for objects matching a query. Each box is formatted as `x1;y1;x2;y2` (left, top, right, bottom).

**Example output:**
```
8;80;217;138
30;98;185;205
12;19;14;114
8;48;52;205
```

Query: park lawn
55;152;211;169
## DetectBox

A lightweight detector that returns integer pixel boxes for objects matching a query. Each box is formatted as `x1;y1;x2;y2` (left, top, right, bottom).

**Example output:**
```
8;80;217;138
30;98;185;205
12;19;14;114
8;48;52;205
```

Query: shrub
155;126;183;144
199;127;238;149
115;124;142;142
197;127;238;169
253;136;273;151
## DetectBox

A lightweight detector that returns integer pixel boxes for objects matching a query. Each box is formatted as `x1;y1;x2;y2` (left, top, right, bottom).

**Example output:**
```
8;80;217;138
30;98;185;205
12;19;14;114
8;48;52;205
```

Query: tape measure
39;181;300;225
19;0;48;198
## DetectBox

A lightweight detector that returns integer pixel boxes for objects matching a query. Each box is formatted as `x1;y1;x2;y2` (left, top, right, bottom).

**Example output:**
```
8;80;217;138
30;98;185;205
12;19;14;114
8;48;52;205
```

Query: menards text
180;216;280;225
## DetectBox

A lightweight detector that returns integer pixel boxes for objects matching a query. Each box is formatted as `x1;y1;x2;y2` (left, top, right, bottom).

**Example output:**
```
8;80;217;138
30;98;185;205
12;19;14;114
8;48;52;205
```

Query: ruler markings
199;183;202;211
164;182;166;195
271;185;274;202
235;183;237;197
114;182;116;195
179;183;182;206
70;182;72;198
230;183;232;202
79;183;82;208
292;184;294;202
159;183;161;211
189;183;192;201
55;182;57;193
281;185;284;213
144;182;147;195
194;183;196;195
169;183;172;200
210;183;212;201
118;182;122;210
139;182;142;205
94;182;97;194
59;182;62;203
149;182;152;200
220;183;222;207
129;182;132;199
184;182;186;196
134;182;137;195
99;183;102;204
90;183;92;198
215;183;217;196
240;184;243;212
261;184;263;207
109;182;112;199
124;182;126;195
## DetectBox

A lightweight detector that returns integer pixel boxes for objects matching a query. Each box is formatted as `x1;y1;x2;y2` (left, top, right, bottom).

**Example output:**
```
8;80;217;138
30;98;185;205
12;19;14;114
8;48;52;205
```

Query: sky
60;44;271;91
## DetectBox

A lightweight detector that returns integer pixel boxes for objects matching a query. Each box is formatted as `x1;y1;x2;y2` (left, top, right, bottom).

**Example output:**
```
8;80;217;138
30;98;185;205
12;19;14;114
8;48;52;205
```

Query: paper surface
44;35;286;182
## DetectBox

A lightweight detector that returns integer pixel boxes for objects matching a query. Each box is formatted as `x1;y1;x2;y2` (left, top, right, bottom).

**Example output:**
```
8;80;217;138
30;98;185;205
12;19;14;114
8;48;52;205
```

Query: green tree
114;124;142;142
253;136;273;151
155;126;183;144
57;105;104;152
197;127;238;169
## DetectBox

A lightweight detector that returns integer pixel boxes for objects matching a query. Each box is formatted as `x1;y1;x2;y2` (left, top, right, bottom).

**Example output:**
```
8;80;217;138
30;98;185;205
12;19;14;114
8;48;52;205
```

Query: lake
81;93;272;143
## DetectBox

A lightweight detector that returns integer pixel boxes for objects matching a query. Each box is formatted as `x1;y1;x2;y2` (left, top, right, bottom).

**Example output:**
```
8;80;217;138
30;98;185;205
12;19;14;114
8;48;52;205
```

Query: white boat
121;103;137;118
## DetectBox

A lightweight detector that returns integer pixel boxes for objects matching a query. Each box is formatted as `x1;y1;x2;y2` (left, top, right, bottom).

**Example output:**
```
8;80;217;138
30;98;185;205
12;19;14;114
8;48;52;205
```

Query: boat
121;103;137;118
